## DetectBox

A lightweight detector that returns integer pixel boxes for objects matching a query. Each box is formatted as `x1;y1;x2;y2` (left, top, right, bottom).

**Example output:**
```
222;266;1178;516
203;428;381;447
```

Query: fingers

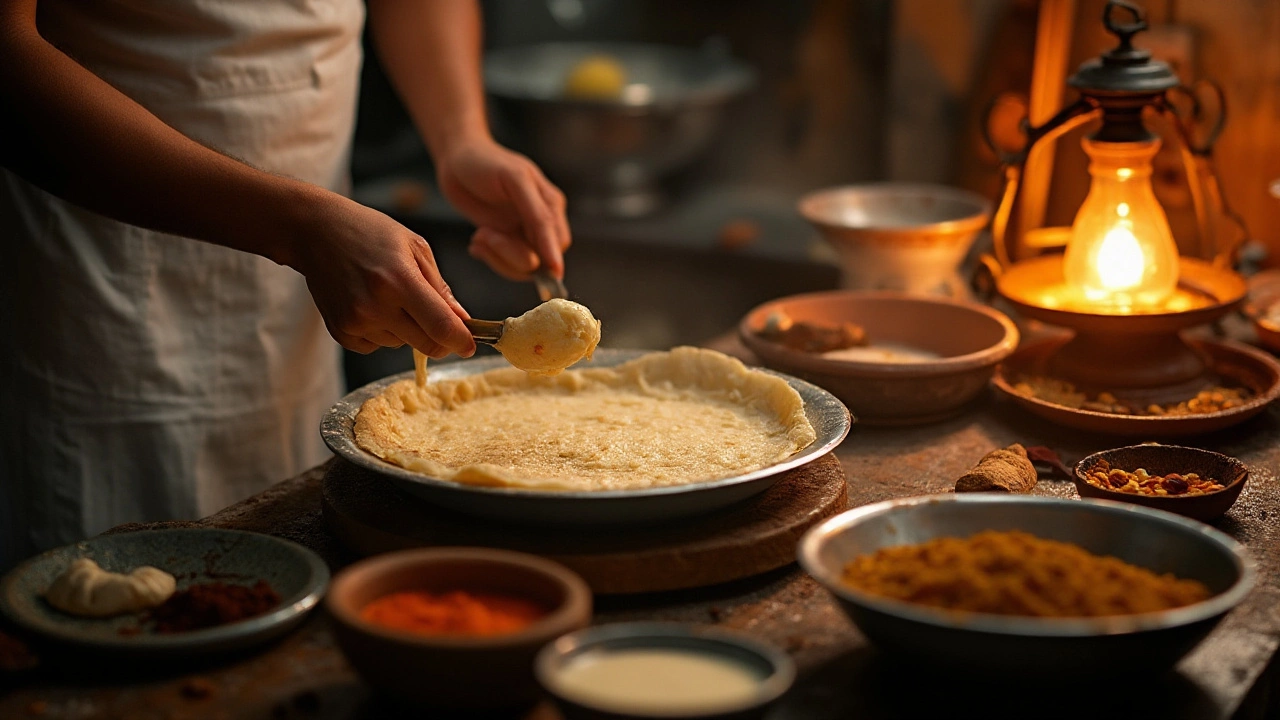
406;238;476;358
327;325;380;355
389;310;450;359
469;227;540;281
499;169;564;278
410;235;469;321
537;176;572;255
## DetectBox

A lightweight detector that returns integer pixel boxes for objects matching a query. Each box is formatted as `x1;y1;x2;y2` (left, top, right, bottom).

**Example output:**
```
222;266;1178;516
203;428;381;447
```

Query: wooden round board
322;455;848;595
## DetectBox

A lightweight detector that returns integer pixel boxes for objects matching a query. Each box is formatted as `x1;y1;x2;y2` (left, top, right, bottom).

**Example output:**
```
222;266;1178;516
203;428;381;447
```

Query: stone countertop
3;340;1279;720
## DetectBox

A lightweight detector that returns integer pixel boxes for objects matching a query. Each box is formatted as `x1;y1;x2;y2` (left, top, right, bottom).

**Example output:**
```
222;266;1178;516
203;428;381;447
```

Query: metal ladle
463;269;569;346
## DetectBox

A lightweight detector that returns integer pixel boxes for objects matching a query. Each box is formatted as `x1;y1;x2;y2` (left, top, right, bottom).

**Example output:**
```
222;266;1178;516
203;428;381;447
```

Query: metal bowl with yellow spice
799;495;1254;675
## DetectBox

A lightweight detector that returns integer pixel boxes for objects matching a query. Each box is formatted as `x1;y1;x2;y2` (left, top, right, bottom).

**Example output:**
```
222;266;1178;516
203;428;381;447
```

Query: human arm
367;0;571;281
0;0;474;358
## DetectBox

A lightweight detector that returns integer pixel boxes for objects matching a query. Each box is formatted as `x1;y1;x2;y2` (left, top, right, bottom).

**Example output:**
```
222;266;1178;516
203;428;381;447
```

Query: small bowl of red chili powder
325;547;591;711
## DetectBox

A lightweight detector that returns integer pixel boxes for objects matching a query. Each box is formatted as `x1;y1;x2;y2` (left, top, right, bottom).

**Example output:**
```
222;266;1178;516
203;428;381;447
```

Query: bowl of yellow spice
798;494;1254;676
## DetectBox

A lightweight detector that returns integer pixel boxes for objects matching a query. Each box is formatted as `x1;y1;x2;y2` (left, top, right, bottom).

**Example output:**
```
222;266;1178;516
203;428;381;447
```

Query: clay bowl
326;548;592;711
739;291;1019;425
1074;445;1249;523
798;183;991;296
1244;269;1280;354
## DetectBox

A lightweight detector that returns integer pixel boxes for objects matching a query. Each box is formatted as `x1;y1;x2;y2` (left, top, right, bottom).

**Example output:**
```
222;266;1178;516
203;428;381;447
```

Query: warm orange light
1062;138;1179;312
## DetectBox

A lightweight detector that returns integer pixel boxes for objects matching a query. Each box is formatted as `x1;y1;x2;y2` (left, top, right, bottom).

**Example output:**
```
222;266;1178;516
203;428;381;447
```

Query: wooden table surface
3;338;1280;720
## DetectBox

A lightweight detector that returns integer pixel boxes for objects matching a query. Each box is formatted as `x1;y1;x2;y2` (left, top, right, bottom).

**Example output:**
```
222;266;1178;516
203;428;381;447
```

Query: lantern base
996;255;1246;391
1046;329;1209;390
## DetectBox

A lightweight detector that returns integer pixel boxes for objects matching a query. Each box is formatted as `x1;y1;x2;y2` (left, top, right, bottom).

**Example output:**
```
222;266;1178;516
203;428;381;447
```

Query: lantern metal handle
980;96;1100;270
1103;1;1147;49
1156;79;1249;267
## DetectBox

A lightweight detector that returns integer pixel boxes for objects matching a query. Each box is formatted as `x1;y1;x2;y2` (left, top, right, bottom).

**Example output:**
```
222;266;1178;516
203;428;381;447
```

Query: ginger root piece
955;443;1038;493
45;558;176;617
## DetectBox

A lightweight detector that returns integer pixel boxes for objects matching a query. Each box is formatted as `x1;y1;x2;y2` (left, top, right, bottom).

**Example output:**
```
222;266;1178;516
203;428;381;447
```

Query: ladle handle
464;318;504;345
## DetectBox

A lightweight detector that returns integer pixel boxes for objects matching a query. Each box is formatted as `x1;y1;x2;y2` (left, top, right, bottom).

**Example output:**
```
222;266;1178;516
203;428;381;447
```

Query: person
0;0;570;569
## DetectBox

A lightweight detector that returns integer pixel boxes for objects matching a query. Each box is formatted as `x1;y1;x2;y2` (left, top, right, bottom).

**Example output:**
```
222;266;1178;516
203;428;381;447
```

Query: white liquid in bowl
553;647;765;714
823;343;941;363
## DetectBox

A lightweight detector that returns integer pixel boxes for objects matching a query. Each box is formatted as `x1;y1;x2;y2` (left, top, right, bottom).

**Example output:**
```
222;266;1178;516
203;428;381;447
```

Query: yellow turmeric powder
842;530;1210;617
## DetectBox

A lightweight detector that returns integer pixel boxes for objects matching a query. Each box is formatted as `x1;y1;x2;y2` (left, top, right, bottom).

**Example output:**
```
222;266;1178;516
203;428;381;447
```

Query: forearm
0;5;321;267
367;0;490;158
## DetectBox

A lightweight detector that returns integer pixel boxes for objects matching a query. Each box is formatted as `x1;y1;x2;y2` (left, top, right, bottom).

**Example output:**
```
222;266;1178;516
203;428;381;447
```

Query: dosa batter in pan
354;348;816;491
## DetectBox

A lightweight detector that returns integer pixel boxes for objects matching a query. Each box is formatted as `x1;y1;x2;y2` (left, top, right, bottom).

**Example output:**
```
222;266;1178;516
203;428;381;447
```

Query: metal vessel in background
485;42;755;217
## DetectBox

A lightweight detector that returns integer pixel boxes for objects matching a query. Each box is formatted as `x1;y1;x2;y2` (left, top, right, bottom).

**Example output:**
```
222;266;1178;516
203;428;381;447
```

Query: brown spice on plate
147;580;281;634
1084;458;1226;497
1013;375;1251;416
842;530;1210;617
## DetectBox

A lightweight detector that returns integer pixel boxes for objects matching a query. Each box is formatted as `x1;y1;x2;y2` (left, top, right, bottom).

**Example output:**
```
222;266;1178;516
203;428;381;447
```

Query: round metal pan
321;349;852;525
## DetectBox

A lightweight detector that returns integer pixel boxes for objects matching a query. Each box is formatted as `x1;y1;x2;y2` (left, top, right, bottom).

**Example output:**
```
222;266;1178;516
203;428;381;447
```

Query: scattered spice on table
954;443;1038;493
1024;445;1074;480
360;589;547;637
842;530;1211;617
1084;459;1227;496
1013;375;1252;416
0;629;39;672
147;580;281;634
179;677;217;701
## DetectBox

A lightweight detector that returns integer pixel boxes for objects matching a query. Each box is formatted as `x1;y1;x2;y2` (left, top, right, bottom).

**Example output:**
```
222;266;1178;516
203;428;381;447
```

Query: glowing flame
1094;225;1145;291
1062;140;1180;311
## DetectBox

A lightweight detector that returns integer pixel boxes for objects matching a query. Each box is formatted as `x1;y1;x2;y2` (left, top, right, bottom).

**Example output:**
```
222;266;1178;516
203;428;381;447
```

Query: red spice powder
148;580;281;634
360;590;547;637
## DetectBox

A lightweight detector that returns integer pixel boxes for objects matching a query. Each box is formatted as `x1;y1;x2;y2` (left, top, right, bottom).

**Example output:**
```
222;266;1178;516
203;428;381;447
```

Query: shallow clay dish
326;547;592;711
1074;444;1249;523
0;529;328;658
993;336;1280;437
1244;269;1280;354
739;291;1019;425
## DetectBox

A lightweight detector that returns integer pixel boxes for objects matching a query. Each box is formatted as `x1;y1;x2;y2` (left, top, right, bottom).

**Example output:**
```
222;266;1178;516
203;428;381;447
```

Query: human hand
434;137;571;281
288;191;476;358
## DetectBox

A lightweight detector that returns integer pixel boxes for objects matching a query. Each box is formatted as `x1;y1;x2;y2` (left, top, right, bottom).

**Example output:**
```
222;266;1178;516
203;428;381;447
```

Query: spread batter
355;347;816;491
495;299;601;376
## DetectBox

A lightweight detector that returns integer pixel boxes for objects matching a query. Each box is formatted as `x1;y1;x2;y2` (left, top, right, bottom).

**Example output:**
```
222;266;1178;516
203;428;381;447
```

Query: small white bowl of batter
536;622;795;720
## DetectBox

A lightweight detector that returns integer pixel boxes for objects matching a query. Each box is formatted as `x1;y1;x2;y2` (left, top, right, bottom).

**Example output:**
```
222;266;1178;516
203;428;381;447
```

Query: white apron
0;0;364;569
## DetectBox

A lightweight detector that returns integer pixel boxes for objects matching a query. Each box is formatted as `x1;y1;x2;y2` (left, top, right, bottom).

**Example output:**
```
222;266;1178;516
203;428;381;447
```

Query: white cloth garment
0;0;364;569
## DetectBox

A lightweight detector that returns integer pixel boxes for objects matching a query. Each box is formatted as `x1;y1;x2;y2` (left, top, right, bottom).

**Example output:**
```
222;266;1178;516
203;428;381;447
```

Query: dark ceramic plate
1074;444;1249;523
0;528;329;657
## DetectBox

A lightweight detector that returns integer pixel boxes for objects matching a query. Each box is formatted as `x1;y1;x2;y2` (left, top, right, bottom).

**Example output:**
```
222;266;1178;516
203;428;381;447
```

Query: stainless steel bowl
535;622;795;720
484;42;755;216
798;495;1254;676
321;349;851;526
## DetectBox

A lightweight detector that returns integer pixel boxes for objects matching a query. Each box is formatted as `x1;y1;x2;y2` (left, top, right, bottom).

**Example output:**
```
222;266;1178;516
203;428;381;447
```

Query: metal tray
321;349;852;525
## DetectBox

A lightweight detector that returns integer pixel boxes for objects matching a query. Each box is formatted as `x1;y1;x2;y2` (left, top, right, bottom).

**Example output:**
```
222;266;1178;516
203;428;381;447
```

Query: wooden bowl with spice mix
325;547;591;711
1074;444;1249;523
